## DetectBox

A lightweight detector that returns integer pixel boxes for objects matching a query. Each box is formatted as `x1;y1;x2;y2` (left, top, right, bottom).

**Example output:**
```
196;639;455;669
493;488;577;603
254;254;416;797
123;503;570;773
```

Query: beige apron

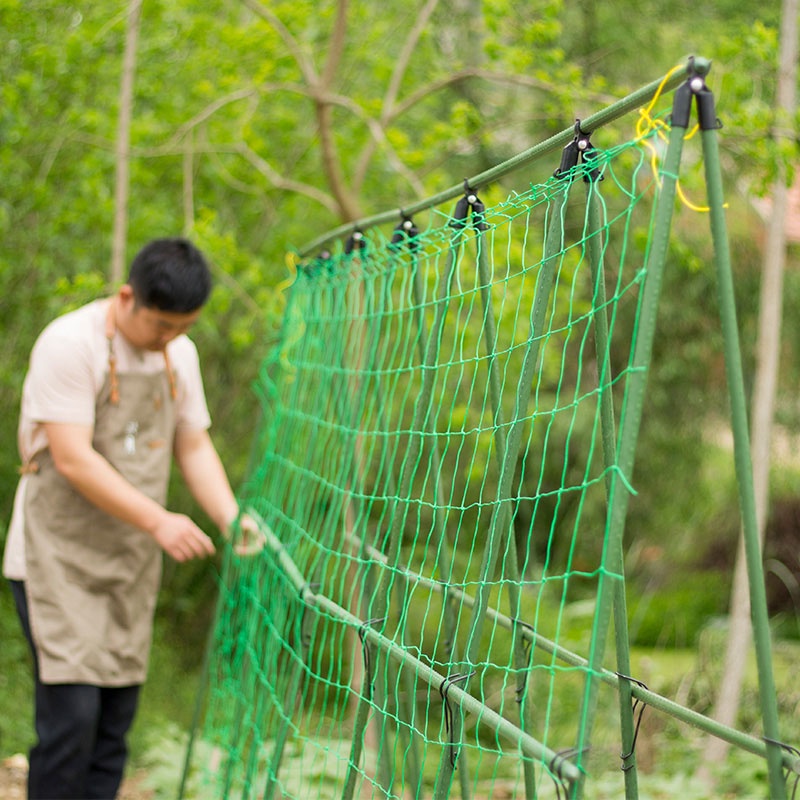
23;368;176;686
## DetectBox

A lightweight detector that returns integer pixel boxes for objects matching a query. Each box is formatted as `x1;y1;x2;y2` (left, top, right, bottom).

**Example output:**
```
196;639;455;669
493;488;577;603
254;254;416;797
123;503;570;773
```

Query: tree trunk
698;0;797;778
111;0;143;284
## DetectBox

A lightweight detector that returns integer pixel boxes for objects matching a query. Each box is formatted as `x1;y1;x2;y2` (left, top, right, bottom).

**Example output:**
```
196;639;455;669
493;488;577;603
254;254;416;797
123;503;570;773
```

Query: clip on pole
357;616;386;701
439;670;475;768
345;229;365;255
391;211;420;251
615;672;649;771
671;64;722;132
554;119;602;183
450;179;489;232
547;747;587;800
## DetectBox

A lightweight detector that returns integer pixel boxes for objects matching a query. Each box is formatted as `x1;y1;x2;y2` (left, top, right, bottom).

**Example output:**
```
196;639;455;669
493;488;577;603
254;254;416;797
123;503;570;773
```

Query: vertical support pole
178;545;235;800
337;247;397;800
474;222;538;799
263;599;313;800
409;256;472;799
431;181;574;800
584;180;639;799
696;80;787;800
342;225;468;800
571;83;691;798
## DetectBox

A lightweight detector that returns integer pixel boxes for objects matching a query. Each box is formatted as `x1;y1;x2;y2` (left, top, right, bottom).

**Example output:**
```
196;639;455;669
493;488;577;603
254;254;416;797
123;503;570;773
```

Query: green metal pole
346;528;800;777
298;58;711;259
572;89;690;794
584;180;639;799
409;255;472;799
431;181;574;800
698;86;787;798
263;602;311;800
341;228;467;800
474;223;538;799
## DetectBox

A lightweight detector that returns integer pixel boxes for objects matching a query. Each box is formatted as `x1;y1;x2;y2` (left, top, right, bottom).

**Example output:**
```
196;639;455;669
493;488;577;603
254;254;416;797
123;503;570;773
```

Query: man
3;237;255;799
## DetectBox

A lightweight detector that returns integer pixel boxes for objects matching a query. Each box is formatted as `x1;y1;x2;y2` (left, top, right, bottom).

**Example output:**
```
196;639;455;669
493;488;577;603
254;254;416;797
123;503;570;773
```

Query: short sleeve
24;322;98;427
172;337;212;431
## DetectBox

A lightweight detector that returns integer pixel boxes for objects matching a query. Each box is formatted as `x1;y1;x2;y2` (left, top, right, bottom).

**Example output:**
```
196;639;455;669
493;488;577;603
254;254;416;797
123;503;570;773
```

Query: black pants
10;580;141;800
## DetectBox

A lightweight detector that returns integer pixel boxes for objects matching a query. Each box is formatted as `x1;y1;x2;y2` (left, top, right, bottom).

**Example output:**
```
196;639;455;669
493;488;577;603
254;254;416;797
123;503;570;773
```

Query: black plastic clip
439;670;475;768
305;249;332;276
344;229;366;255
450;179;489;232
763;737;800;800
555;120;602;183
390;211;420;252
671;59;722;132
616;672;649;771
357;616;386;700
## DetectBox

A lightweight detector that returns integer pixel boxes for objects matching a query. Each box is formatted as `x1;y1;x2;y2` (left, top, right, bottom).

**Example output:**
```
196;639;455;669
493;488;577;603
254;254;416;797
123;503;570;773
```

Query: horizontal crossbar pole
242;511;583;786
297;56;710;257
341;531;800;777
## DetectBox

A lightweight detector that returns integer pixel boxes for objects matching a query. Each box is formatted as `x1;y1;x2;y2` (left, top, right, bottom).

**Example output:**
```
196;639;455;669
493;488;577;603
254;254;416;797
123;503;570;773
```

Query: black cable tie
439;671;475;768
357;616;386;700
616;672;649;769
298;582;321;652
547;747;586;800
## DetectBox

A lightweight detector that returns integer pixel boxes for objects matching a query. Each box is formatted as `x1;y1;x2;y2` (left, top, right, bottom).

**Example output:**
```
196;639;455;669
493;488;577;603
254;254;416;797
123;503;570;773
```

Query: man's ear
117;284;135;309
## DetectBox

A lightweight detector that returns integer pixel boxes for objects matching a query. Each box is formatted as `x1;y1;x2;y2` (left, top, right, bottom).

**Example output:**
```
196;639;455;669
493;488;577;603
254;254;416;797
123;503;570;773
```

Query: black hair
127;237;212;312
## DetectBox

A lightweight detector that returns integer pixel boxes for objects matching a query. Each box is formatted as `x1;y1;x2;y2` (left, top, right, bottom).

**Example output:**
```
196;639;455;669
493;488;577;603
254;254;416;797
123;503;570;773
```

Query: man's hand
44;422;216;561
150;511;216;562
230;512;267;556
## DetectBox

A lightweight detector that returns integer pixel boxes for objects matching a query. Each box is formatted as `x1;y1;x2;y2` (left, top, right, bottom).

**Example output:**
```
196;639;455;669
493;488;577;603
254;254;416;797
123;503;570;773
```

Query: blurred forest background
1;0;798;795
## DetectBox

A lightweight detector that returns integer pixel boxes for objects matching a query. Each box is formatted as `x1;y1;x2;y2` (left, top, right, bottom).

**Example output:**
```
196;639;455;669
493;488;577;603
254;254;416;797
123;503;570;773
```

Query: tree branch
354;0;440;189
240;0;319;85
111;0;142;284
235;143;340;215
389;68;614;121
321;0;349;89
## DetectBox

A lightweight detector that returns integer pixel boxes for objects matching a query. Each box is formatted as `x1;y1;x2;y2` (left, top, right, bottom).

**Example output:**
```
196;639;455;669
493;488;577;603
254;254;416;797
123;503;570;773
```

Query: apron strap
105;297;177;405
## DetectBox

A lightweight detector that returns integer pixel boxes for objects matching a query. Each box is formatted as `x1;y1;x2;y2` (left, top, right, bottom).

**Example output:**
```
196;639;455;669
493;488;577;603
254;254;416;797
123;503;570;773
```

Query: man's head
128;237;212;312
116;238;212;351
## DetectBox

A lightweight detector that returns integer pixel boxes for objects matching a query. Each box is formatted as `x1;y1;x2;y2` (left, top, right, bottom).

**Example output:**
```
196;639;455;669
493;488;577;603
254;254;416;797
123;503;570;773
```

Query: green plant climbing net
180;58;796;799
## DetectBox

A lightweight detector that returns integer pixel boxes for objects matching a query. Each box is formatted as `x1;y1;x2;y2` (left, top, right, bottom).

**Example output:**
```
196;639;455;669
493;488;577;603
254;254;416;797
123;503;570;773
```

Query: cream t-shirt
3;298;211;580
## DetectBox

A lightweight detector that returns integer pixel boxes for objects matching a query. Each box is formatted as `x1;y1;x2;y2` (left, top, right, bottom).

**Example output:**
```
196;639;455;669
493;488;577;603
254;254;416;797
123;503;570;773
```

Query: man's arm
44;422;216;562
173;427;239;533
172;427;264;555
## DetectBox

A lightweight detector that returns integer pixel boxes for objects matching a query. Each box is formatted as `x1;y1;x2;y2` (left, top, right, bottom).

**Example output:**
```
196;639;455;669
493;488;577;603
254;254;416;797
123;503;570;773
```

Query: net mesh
184;131;664;798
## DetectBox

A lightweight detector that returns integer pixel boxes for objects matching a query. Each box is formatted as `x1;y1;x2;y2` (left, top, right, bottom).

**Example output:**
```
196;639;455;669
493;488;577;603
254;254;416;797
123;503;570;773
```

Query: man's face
116;285;202;351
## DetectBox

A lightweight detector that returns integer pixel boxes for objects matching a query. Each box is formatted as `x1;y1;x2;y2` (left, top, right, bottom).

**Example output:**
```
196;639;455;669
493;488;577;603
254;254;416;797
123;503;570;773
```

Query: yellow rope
635;64;715;213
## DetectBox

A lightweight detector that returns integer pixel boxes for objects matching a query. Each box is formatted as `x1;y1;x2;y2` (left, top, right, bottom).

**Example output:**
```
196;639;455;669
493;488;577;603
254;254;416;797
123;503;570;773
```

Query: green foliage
0;585;34;758
627;571;730;648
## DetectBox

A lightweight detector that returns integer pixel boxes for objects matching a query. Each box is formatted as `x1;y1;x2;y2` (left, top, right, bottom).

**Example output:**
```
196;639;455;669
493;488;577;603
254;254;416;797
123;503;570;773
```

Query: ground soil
0;754;155;800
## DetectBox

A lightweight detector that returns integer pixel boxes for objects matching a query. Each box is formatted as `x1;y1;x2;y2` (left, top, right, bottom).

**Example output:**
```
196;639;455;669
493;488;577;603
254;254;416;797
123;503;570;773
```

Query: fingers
175;526;216;562
153;513;216;562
